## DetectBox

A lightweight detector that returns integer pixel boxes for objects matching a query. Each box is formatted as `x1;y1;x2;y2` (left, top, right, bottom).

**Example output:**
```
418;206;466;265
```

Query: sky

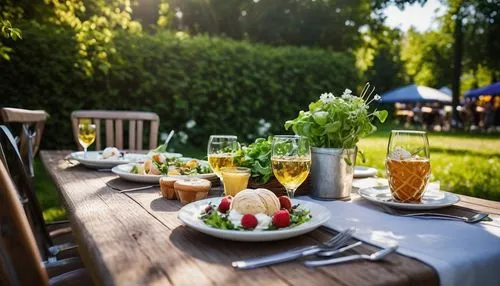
383;0;446;32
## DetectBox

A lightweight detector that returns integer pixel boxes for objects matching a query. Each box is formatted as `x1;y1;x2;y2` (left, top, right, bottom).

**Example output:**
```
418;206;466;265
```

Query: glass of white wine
271;135;311;198
78;121;96;157
207;135;239;180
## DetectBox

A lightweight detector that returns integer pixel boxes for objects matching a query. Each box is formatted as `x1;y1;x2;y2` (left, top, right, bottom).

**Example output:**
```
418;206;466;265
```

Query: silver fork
305;245;398;267
232;228;354;269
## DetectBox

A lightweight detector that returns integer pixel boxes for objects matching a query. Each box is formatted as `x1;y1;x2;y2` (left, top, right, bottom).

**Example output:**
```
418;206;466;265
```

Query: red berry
272;210;291;228
218;198;231;213
241;214;258;229
278;196;292;211
224;195;233;201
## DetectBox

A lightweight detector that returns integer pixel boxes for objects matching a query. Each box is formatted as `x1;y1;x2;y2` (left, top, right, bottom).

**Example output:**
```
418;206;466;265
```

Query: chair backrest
71;110;159;151
0;125;52;260
1;107;49;176
0;159;49;286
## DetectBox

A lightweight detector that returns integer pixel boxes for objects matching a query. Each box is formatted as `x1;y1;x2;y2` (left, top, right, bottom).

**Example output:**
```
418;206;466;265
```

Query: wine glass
207;135;239;180
386;130;430;203
78;121;96;158
271;135;311;198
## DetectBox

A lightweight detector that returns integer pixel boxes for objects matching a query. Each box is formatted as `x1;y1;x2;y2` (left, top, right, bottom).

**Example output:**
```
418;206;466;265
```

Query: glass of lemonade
78;119;96;157
271;135;311;198
386;130;430;203
207;135;239;180
221;167;251;196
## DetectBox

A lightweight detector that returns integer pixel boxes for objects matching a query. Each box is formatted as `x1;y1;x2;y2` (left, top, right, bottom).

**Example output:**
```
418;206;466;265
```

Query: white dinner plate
354;166;378;178
359;187;460;210
178;198;331;242
70;151;149;168
111;161;217;183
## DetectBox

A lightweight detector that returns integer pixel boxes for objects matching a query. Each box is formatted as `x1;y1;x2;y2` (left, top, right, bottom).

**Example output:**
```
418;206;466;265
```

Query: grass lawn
35;129;500;222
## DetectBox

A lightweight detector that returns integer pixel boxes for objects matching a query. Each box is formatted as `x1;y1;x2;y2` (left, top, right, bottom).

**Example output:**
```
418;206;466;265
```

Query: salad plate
111;160;217;183
359;187;460;210
70;151;149;168
178;198;331;242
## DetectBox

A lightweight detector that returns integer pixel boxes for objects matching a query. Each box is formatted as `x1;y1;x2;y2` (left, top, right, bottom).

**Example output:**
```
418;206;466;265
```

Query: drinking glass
271;135;311;198
207;135;239;180
385;130;430;203
78;121;96;157
221;167;251;197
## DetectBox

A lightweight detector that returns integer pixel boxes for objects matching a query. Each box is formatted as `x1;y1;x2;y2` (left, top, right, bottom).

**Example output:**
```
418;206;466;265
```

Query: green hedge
1;23;358;149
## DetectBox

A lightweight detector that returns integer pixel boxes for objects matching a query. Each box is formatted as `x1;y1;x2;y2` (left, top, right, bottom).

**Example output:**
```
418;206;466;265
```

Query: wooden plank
105;120;114;148
114;119;123;149
40;151;290;286
71;110;159;121
149;120;159;150
128;120;136;151
136;120;143;151
39;151;449;286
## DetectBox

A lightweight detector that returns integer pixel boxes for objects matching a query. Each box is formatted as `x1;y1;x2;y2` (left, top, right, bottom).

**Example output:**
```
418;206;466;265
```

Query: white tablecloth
299;187;500;286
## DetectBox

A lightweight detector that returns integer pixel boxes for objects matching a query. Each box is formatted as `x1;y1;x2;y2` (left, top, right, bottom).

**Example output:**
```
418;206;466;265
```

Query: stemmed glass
386;130;430;203
78;120;96;158
271;135;311;198
207;135;239;181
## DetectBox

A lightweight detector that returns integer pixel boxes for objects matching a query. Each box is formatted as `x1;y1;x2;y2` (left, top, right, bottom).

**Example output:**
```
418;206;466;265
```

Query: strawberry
241;214;258;229
272;209;291;228
218;197;231;213
278;196;292;211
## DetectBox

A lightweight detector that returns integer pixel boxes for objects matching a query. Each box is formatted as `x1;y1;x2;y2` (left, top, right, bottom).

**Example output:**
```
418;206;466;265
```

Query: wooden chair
0;159;92;286
0;107;49;176
71;110;160;151
0;125;77;261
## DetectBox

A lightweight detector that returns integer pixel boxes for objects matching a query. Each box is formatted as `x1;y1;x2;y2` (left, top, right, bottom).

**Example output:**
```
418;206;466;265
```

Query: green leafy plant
285;84;388;149
233;137;273;184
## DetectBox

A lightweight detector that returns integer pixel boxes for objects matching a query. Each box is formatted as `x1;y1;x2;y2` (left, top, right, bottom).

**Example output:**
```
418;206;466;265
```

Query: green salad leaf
233;137;273;184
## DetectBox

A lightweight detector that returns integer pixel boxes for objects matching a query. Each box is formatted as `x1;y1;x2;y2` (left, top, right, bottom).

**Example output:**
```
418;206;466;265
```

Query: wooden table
40;151;500;286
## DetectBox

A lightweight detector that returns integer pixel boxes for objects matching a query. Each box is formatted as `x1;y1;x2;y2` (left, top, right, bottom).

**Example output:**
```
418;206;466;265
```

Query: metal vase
310;147;357;200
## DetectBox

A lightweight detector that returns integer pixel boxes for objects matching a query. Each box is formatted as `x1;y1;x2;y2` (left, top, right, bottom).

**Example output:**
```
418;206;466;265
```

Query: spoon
164;130;175;148
304;245;398;267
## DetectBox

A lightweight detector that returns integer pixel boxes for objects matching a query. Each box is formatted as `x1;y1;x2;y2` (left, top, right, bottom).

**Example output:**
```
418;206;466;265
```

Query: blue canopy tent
380;84;451;103
464;82;500;98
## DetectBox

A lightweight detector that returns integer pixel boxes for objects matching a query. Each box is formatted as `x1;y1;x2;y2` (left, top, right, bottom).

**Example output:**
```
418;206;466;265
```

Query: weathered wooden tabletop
40;150;500;286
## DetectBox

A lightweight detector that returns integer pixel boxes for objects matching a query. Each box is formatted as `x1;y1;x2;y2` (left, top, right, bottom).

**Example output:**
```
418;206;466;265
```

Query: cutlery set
232;228;398;269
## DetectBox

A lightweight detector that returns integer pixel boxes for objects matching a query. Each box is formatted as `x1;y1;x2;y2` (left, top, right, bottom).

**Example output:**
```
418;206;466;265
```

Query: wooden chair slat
105;120;114;147
114;120;123;149
94;119;101;151
149;120;159;150
136;120;143;150
128;120;136;151
71;118;80;151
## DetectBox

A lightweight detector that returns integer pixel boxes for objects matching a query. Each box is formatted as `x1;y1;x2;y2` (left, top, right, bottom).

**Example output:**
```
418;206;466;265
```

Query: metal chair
0;107;49;176
0;125;77;261
0;159;92;286
71;110;159;150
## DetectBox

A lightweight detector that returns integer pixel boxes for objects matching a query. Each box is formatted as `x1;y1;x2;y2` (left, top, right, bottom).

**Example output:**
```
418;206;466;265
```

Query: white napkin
299;195;500;286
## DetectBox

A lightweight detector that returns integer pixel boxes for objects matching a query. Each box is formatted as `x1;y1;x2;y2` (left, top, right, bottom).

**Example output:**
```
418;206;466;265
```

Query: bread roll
231;188;279;216
159;177;177;200
174;178;211;205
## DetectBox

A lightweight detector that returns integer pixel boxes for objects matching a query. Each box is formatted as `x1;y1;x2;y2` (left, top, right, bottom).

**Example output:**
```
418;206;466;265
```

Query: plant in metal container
285;83;387;200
